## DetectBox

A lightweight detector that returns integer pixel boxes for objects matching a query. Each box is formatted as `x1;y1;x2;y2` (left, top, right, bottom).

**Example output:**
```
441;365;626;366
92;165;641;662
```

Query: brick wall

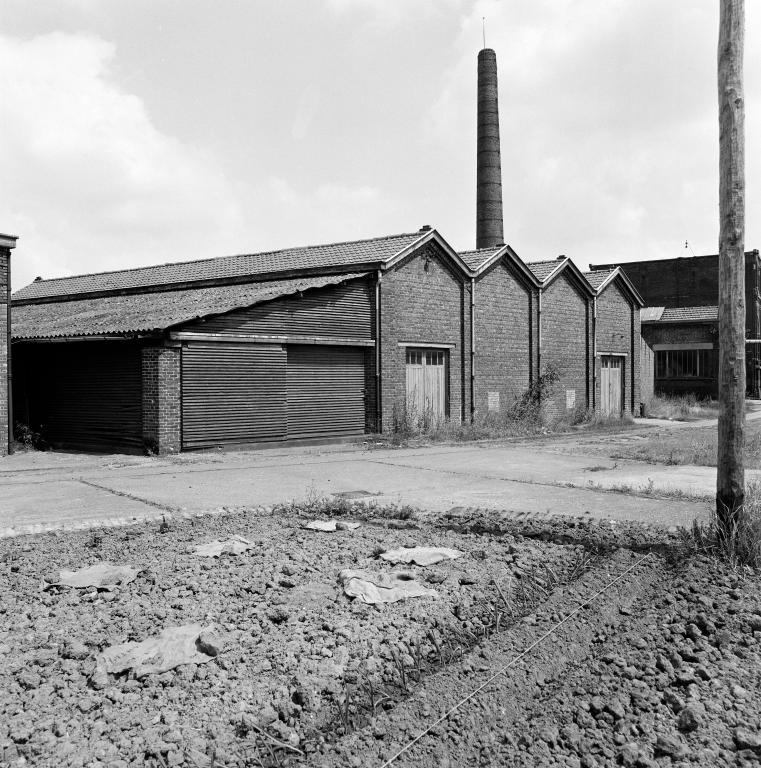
0;249;7;456
142;345;181;454
641;337;655;403
595;279;636;415
611;252;760;337
474;260;533;415
380;242;468;430
540;272;590;419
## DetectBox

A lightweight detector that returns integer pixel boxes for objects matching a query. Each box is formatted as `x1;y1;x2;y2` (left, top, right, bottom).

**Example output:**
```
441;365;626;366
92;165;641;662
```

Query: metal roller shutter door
287;345;366;439
182;343;286;449
31;341;142;452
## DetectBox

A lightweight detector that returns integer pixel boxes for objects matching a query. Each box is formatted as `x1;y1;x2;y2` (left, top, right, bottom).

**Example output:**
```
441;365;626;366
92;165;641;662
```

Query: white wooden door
600;356;623;417
406;349;447;424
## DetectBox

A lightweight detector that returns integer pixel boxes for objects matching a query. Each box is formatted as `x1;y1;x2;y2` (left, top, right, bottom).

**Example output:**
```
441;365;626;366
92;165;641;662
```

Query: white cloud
324;0;462;28
423;0;761;264
0;32;246;288
266;177;397;243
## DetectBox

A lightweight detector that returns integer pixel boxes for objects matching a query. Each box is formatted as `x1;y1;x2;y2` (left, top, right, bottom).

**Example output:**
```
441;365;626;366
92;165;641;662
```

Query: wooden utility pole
717;0;746;531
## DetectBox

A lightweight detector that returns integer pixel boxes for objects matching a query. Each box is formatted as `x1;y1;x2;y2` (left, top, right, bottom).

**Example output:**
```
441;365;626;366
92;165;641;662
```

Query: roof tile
658;305;718;323
526;260;563;282
13;232;421;301
459;248;500;270
583;269;616;289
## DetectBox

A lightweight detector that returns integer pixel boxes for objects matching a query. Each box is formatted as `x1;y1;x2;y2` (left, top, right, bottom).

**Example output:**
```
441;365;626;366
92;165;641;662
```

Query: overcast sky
2;1;759;289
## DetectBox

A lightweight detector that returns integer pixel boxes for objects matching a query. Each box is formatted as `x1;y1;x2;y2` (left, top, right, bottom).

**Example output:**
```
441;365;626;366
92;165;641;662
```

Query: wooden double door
405;348;448;423
600;355;623;417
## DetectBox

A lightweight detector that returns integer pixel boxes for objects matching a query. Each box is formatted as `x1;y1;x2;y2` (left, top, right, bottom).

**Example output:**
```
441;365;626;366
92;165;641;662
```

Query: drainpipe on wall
537;289;542;399
592;296;597;412
470;277;476;422
375;270;382;432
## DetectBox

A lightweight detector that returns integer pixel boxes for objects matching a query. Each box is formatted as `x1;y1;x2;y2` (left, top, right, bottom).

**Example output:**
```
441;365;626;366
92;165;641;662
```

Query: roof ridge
28;231;421;286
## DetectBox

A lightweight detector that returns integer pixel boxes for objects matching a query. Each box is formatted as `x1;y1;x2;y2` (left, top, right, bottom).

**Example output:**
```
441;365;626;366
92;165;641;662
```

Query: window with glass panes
655;349;712;378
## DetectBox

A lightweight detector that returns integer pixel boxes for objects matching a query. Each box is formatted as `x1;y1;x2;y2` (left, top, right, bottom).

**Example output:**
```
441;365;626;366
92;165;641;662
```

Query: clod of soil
0;505;581;767
3;506;760;768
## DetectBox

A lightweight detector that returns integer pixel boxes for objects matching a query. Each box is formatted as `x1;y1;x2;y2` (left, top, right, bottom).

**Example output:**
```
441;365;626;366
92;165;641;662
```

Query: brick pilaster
142;345;181;454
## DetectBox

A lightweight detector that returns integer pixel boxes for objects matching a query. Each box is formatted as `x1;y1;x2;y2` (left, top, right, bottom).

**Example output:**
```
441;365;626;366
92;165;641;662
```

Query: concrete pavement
0;421;725;537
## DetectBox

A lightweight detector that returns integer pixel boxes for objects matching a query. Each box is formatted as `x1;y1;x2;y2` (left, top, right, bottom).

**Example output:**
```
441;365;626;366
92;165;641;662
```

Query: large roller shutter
286;345;366;439
182;343;286;449
26;341;142;452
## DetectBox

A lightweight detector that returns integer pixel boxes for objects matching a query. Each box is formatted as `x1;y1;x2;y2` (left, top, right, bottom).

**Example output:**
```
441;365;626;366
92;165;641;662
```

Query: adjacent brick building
11;228;641;454
590;250;760;399
461;245;539;419
0;234;17;456
585;268;643;416
530;259;593;419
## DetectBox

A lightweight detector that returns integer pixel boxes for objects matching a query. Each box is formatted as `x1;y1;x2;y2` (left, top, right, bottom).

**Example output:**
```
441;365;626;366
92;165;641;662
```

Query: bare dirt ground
3;502;761;768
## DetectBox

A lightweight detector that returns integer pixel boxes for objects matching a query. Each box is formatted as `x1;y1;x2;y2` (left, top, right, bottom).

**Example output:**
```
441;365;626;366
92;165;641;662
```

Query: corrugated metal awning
12;273;370;340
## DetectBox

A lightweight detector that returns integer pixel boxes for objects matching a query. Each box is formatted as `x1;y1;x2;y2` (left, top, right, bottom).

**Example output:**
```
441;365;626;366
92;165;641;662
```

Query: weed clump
642;394;720;421
690;480;761;567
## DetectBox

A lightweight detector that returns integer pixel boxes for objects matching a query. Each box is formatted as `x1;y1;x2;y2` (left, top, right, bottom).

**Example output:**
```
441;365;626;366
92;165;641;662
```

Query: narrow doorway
600;355;623;417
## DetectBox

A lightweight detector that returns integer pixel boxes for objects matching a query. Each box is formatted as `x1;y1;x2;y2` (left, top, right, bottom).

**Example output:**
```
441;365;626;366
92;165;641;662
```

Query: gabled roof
583;267;644;306
584;269;615;289
526;260;564;282
464;244;542;288
13;232;425;303
459;247;498;271
527;257;595;296
12;273;368;340
644;305;718;324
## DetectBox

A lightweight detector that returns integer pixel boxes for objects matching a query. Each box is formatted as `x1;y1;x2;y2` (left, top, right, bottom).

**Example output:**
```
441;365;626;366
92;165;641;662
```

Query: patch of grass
607;419;761;470
585;477;707;502
642;394;720;421
690;480;761;567
278;489;419;522
382;401;636;449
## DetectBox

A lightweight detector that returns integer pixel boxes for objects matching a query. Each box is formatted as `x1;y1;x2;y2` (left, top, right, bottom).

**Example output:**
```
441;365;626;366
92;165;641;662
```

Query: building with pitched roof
590;251;760;399
11;227;643;453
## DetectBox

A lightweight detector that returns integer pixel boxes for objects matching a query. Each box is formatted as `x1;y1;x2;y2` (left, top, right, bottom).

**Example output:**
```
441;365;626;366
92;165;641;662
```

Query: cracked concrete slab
0;422;716;537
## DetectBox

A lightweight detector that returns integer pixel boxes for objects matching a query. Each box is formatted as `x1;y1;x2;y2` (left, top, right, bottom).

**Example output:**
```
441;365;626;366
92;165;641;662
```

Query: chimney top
556;255;566;261
419;224;432;232
34;276;42;282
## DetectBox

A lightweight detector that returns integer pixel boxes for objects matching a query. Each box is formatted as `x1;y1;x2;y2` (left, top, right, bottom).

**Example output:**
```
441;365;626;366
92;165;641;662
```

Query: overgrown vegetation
12;421;48;451
386;365;634;446
690;480;761;567
278;489;418;522
641;393;720;421
605;418;761;470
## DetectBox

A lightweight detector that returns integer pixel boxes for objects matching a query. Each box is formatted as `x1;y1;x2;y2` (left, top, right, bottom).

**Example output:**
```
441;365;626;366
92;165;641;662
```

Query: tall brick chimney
476;48;504;250
0;233;17;456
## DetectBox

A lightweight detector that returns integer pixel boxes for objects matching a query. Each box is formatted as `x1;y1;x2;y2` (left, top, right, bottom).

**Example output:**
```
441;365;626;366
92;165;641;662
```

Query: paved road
1;417;740;537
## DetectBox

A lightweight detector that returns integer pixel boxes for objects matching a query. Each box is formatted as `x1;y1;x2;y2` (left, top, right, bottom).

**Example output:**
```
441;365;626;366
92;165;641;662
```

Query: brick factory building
10;228;642;454
590;251;760;399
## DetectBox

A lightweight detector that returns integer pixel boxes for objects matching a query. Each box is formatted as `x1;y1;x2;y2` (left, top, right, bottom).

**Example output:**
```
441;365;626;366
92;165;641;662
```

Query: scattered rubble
1;506;760;768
